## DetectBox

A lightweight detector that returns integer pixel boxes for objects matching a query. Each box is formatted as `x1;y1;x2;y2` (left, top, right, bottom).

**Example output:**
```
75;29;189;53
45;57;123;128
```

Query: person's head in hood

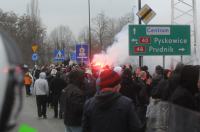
56;71;61;78
180;65;200;95
121;68;132;81
141;65;148;72
39;72;46;79
174;62;184;74
155;65;163;75
98;69;121;92
68;69;85;87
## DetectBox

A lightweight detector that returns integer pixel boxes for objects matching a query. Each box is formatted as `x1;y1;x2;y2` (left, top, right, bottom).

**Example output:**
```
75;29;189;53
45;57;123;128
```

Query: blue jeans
65;126;82;132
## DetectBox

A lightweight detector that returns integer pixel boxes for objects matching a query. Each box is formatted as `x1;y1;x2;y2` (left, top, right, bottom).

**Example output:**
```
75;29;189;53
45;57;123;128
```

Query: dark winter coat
82;91;142;132
137;78;149;105
50;76;67;96
170;65;199;111
84;75;96;99
34;69;41;80
161;63;184;100
120;69;141;105
151;74;163;91
195;92;200;111
62;84;86;126
162;74;180;100
151;79;169;100
170;86;196;110
120;80;141;106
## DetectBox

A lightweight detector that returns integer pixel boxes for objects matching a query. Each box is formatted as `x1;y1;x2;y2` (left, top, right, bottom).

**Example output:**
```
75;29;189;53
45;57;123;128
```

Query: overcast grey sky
0;0;199;37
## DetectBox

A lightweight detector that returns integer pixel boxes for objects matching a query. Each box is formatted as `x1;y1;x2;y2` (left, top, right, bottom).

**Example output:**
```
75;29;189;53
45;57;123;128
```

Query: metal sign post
137;3;156;67
138;0;142;67
163;55;165;69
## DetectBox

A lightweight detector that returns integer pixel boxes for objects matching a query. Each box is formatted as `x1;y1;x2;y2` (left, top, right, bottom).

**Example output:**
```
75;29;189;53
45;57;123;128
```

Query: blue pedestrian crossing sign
32;53;38;61
76;44;89;62
54;50;65;62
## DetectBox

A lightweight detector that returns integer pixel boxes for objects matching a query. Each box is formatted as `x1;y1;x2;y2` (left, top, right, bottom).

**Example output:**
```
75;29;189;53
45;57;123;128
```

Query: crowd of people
23;62;200;132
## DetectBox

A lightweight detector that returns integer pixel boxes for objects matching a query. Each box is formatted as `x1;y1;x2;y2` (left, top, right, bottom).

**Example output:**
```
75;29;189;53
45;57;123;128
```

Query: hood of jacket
39;72;46;79
94;91;121;110
180;65;199;95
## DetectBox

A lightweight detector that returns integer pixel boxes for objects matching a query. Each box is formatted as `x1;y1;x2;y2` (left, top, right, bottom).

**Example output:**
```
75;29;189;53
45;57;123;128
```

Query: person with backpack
82;69;142;132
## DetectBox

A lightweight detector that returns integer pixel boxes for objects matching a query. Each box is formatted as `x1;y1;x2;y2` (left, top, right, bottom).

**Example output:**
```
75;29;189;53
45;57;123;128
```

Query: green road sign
129;25;190;56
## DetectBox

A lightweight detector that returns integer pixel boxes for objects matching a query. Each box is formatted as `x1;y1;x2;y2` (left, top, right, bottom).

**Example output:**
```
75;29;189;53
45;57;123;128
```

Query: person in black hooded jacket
170;65;199;111
50;71;67;118
162;62;184;100
82;69;142;132
62;69;86;132
120;68;141;106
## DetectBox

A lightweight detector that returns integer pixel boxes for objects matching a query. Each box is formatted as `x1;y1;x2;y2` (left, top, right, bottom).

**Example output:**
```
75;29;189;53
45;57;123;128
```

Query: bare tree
92;12;109;51
105;18;118;46
0;4;46;66
49;25;75;58
26;0;45;43
105;13;134;47
78;26;101;57
78;26;89;43
24;0;46;65
117;12;134;32
0;10;18;39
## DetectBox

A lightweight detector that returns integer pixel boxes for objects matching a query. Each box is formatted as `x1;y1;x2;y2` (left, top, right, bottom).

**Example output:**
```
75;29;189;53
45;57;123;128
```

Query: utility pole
171;0;198;63
138;0;143;67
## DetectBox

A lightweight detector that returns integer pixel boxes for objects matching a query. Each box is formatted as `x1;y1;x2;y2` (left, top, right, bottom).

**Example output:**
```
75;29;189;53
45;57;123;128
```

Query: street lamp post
88;0;92;63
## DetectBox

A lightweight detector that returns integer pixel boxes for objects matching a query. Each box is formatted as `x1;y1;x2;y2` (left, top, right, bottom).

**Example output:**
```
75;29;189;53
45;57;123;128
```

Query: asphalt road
11;93;65;132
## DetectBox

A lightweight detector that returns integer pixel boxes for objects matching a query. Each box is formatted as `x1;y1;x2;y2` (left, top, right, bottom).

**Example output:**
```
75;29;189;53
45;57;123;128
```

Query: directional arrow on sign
178;48;185;52
131;38;138;43
32;53;38;61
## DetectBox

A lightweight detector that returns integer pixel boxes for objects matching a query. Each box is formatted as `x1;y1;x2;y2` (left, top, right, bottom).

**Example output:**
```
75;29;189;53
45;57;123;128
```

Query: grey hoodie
33;72;49;95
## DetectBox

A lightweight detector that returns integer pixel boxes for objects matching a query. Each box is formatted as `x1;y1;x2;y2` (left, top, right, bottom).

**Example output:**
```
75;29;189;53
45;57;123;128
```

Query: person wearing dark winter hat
50;71;67;118
120;68;141;106
152;65;163;85
162;62;184;101
141;65;152;79
61;69;86;132
151;65;164;96
82;69;142;132
195;65;200;111
170;65;200;111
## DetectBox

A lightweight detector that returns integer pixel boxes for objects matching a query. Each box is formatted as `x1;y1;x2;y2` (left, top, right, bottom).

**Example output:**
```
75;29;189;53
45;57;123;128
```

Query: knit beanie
98;69;121;89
